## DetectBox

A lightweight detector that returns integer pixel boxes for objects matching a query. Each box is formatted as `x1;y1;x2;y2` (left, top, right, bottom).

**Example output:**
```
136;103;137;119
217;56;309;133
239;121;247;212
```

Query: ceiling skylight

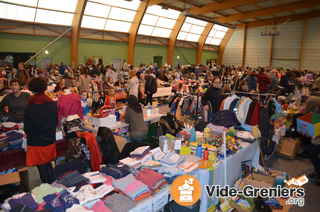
82;0;140;32
0;0;77;25
138;5;180;38
178;17;207;42
205;24;228;46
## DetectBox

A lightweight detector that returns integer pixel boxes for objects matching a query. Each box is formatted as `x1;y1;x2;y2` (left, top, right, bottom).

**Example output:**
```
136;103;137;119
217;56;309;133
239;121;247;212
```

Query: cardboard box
276;139;300;159
19;166;42;192
297;112;320;139
243;173;274;188
0;171;20;186
92;115;117;128
229;195;255;212
152;190;168;212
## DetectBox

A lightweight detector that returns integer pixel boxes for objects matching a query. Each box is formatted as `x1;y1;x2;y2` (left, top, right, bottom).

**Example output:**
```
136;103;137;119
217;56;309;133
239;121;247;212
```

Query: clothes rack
175;92;201;125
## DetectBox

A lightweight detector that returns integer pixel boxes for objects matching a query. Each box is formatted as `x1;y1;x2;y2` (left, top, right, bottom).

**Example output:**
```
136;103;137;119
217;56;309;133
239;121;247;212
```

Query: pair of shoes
316;179;320;187
308;172;317;178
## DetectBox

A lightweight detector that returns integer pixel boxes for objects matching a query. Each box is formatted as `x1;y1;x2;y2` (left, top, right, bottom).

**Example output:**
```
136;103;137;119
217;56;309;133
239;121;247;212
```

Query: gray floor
157;105;320;212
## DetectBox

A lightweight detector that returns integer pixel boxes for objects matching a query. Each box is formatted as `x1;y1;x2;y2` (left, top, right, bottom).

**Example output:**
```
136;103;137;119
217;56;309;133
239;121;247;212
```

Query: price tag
180;147;191;155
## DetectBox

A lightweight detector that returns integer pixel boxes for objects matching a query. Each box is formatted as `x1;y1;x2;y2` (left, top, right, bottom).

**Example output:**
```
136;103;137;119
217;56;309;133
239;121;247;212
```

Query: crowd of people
2;59;320;186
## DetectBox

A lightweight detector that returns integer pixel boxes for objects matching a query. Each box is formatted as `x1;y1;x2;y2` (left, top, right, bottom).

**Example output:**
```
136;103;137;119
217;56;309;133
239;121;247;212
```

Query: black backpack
158;113;182;136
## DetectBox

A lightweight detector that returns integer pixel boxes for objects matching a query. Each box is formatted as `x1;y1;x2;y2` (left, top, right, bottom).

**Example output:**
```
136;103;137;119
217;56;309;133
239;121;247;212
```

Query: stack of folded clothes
113;173;150;202
66;184;104;205
99;164;130;179
56;170;89;187
130;146;150;159
0;133;9;151
42;191;79;211
6;130;24;149
104;193;136;212
135;168;167;196
1;122;19;132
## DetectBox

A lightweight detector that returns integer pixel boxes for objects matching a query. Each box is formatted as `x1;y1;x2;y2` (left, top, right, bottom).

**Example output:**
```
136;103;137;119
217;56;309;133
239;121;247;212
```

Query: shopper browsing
145;70;157;106
0;79;30;122
80;90;92;117
124;95;148;143
24;77;58;183
53;78;67;93
104;87;117;109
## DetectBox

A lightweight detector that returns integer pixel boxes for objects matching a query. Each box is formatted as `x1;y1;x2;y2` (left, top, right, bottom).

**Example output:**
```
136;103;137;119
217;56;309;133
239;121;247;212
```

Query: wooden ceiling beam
216;0;320;23
127;0;149;65
188;0;262;15
176;0;201;8
158;3;183;11
237;11;320;29
148;0;168;7
232;8;245;14
196;22;213;64
218;28;234;65
251;3;263;10
71;0;87;69
274;0;285;6
167;13;186;65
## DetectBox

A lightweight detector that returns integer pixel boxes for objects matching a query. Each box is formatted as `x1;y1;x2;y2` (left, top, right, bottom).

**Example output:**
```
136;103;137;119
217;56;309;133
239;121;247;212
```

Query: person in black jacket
145;70;157;105
24;77;59;183
201;76;224;121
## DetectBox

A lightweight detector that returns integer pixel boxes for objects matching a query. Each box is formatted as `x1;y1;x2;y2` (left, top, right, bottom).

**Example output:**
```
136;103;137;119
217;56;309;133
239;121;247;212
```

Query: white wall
222;17;320;70
222;30;243;66
244;27;271;67
302;17;320;71
271;20;304;69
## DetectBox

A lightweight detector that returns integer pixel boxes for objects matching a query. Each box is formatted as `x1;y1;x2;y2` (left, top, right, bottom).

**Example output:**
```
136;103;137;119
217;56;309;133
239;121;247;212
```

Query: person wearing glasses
201;76;224;121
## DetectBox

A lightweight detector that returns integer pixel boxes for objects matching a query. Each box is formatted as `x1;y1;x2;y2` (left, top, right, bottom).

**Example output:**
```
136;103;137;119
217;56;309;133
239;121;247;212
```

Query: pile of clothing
6;130;25;150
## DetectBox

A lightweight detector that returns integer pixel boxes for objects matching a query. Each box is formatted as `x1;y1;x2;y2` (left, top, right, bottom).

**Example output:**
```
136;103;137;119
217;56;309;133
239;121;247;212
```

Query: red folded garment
1;125;19;132
135;168;165;190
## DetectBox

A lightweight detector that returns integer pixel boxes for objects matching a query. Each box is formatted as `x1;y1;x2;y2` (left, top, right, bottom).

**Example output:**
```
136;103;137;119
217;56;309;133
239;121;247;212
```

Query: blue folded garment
6;131;24;141
8;138;23;148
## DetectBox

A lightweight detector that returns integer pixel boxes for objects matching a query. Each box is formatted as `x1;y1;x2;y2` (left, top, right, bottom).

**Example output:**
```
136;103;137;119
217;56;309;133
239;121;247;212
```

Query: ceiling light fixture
181;11;237;29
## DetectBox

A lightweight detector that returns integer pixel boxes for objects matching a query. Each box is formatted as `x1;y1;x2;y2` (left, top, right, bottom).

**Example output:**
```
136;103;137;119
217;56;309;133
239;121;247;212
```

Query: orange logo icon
171;175;202;206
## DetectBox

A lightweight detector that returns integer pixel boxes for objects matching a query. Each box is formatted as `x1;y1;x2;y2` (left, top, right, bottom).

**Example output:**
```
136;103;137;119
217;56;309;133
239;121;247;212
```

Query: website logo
171;175;202;206
284;174;308;186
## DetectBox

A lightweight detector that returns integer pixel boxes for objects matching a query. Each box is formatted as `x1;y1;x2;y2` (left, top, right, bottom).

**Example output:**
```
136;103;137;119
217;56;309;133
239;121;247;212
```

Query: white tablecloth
199;141;260;211
152;87;172;98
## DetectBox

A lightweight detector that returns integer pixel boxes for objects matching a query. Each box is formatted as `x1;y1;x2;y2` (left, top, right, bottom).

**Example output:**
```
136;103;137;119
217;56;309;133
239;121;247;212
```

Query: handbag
62;95;84;135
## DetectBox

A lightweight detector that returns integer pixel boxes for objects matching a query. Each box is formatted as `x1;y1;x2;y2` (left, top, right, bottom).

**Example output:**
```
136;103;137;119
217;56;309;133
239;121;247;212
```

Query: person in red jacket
104;87;117;109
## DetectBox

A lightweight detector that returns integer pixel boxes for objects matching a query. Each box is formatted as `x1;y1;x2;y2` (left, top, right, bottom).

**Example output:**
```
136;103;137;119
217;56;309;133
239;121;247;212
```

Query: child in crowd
178;81;189;94
80;90;92;117
104;87;117;109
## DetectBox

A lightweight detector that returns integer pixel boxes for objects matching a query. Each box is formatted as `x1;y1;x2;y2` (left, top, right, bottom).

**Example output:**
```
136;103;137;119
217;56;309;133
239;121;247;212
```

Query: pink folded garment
135;168;165;190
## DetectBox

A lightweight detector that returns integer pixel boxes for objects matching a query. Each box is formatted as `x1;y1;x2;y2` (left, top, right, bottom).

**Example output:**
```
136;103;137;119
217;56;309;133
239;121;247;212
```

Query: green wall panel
0;33;71;66
134;43;167;67
202;50;218;65
173;47;196;66
78;39;127;65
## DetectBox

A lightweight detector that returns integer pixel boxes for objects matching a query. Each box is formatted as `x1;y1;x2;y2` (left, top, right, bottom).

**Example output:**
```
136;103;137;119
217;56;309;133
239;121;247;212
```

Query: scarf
28;92;53;105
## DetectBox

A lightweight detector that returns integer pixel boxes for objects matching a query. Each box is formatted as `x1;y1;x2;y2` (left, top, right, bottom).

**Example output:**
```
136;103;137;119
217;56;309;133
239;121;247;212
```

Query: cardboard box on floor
0;166;34;186
19;162;55;192
243;173;274;188
275;138;300;159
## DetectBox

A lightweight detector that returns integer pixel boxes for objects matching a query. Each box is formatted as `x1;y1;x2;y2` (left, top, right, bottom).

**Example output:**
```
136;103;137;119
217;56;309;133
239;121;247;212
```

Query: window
0;0;77;25
82;0;139;32
138;5;180;38
205;24;228;46
178;17;207;42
